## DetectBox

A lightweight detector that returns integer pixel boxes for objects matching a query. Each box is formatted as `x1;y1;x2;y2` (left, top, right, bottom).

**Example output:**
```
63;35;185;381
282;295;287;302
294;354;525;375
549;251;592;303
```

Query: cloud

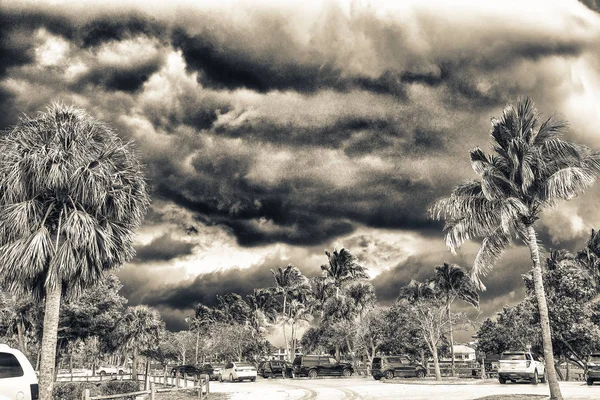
2;0;600;328
133;232;195;263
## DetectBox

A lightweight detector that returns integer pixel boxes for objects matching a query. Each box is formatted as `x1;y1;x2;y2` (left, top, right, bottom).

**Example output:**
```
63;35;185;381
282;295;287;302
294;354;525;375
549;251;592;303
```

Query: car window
400;358;411;365
525;354;532;361
328;357;337;365
501;353;525;360
226;363;233;369
0;352;24;379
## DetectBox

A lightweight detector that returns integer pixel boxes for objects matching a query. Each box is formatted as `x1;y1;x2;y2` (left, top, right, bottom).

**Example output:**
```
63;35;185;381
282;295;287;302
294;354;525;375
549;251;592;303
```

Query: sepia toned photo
1;1;600;399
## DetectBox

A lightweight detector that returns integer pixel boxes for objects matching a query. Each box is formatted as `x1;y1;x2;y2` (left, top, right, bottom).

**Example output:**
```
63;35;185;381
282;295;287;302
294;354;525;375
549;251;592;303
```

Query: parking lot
208;377;600;400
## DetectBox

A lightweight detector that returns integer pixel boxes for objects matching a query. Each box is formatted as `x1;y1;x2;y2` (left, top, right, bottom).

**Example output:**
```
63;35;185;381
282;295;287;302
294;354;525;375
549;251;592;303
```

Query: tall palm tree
344;281;377;318
286;299;313;362
271;264;310;360
310;276;335;317
433;262;479;377
430;98;600;400
118;305;163;381
321;248;369;298
0;104;149;399
246;288;278;334
397;279;436;303
576;229;600;293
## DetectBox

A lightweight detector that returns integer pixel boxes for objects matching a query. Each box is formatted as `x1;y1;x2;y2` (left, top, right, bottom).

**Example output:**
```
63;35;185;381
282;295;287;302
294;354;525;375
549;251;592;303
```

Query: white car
219;362;257;382
97;366;126;376
498;351;546;384
0;344;39;400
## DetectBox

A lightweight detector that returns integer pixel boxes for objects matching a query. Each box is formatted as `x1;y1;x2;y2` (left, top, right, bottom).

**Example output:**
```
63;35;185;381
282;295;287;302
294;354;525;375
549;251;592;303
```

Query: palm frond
472;229;511;291
543;167;596;201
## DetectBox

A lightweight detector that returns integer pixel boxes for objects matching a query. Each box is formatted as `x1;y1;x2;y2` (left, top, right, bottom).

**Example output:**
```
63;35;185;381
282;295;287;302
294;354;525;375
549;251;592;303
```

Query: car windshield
237;363;253;367
501;353;525;360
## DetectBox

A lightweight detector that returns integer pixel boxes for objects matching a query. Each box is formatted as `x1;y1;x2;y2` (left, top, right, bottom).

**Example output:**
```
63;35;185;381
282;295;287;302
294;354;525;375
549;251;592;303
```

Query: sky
1;0;600;343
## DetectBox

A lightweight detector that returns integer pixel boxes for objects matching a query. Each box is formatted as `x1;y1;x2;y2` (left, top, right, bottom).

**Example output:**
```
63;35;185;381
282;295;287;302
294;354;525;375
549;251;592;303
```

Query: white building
440;345;476;362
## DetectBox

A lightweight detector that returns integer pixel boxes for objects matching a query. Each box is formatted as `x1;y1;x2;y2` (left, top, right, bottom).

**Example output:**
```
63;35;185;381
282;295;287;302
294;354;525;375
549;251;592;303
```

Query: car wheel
416;370;425;378
374;376;381;381
343;369;352;377
251;377;256;382
531;370;538;385
540;371;546;383
118;370;124;375
308;369;318;379
219;375;223;382
99;371;106;376
587;378;594;386
230;374;235;382
498;377;506;384
384;370;394;380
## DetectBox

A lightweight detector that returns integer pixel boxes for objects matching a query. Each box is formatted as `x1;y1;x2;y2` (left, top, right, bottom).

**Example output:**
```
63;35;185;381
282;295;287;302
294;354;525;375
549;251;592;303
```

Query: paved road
208;377;600;400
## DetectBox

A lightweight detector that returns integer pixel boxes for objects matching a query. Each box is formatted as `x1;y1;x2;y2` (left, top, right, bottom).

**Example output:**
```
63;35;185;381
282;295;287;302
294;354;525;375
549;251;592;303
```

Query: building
270;347;302;361
440;345;477;362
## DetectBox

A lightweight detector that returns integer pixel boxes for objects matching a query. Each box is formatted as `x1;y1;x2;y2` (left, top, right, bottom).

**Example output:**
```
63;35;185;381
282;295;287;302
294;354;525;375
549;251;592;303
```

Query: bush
53;380;141;400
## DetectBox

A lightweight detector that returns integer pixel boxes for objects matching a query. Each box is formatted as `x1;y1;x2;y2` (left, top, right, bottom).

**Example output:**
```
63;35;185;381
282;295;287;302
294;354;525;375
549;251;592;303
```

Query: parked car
585;353;600;385
209;364;224;381
97;365;125;376
0;344;39;400
292;355;353;378
257;360;293;378
371;355;426;380
170;365;200;377
219;362;257;382
498;351;546;384
196;364;215;378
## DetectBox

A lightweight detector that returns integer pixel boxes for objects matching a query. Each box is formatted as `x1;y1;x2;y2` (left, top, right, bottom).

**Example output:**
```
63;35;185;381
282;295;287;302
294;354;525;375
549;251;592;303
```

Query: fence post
206;374;210;394
184;373;188;387
176;373;180;388
150;382;155;400
83;389;91;400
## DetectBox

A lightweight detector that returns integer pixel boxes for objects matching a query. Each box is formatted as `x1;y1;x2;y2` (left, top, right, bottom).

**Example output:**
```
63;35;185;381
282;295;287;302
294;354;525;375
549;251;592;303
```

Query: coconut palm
430;98;600;400
433;262;479;377
344;281;377;318
245;288;278;334
118;305;163;381
310;276;335;317
271;264;310;360
0;104;149;399
321;248;369;298
397;279;436;303
286;299;313;362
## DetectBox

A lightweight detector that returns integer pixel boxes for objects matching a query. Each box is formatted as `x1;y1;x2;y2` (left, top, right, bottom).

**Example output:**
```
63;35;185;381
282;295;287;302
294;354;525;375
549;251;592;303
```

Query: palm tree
286;300;313;362
0;104;149;399
397;279;436;302
310;276;335;317
246;288;278;334
576;229;600;293
430;98;600;400
271;264;310;360
321;248;369;298
433;262;479;377
118;305;163;381
344;281;377;318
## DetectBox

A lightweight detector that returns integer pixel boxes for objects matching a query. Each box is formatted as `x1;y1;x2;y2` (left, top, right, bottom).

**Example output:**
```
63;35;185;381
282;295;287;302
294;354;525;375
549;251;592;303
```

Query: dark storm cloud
127;252;319;310
372;246;534;305
580;0;600;12
78;14;167;48
133;233;195;263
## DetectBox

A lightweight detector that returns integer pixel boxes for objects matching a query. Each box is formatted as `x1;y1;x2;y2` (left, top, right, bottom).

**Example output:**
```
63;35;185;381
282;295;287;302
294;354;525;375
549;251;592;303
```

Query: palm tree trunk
16;318;27;355
195;328;199;366
282;295;290;361
526;225;563;400
448;302;455;378
132;347;139;381
38;282;62;400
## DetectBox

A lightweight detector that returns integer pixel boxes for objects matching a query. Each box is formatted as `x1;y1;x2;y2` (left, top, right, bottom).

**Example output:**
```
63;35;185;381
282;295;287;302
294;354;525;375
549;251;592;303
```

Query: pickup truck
498;351;546;384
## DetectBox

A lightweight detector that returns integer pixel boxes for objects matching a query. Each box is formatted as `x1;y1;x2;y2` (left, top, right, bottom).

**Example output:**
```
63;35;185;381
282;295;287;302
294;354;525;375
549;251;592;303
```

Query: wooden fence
82;377;210;400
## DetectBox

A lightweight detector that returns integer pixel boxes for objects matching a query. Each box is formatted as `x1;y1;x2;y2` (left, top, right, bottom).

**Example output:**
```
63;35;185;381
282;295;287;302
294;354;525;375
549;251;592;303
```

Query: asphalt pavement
207;377;600;400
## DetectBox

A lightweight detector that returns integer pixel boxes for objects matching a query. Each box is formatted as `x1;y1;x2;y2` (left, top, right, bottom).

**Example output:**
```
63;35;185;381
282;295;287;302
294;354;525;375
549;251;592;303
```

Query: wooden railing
82;377;210;400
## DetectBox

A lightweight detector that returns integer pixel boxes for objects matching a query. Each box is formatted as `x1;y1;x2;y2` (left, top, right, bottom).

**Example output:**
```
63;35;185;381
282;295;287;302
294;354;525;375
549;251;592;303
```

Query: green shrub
53;380;141;400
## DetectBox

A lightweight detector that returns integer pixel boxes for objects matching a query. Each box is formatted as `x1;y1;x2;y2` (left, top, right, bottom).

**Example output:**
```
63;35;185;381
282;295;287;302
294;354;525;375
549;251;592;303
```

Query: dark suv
170;365;199;377
257;360;293;378
372;355;426;380
586;353;600;385
292;355;353;378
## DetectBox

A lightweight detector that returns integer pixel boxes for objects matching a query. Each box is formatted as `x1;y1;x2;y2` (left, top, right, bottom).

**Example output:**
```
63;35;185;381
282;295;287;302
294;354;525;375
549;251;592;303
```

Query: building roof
453;345;476;354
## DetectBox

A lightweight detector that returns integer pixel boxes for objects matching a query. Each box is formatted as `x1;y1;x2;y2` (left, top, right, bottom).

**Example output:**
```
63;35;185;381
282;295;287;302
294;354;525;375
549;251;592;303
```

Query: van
0;344;39;400
292;355;353;378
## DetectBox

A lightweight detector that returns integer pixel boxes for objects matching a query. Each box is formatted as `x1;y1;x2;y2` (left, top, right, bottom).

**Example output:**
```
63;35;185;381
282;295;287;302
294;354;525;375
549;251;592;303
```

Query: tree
171;330;196;365
270;264;310;360
286;299;313;361
0;104;149;399
433;262;479;377
355;308;388;374
430;98;600;400
116;306;163;381
310;276;334;317
245;288;278;335
320;248;369;298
